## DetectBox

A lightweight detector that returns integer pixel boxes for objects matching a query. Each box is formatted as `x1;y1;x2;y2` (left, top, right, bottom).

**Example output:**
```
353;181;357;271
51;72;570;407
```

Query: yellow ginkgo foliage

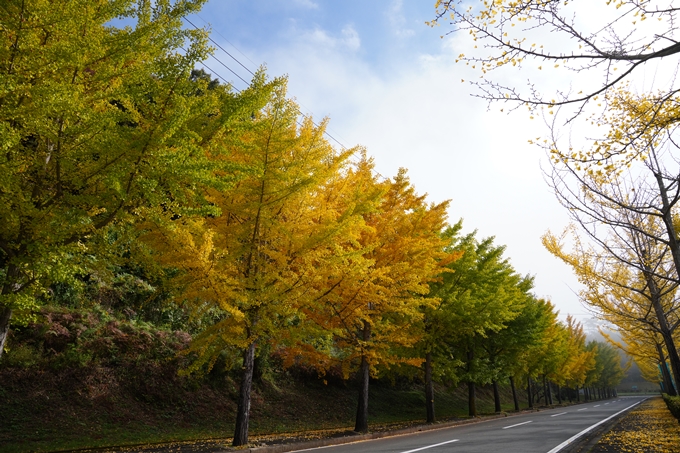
543;220;680;395
144;82;365;446
291;159;452;433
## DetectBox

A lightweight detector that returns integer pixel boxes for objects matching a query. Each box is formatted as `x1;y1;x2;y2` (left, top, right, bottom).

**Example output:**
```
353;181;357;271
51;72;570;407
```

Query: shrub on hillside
1;306;191;369
662;393;680;422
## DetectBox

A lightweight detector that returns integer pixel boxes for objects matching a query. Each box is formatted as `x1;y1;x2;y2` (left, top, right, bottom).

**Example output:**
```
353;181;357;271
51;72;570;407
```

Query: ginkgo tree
502;296;557;409
291;161;451;432
145;83;369;446
430;0;680;115
517;298;562;406
554;316;595;402
592;341;626;398
480;294;559;411
0;0;269;357
543;220;680;393
604;325;676;394
424;224;529;417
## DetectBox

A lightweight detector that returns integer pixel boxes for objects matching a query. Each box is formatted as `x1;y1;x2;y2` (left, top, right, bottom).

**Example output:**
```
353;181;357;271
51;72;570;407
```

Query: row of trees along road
431;1;680;393
0;0;625;448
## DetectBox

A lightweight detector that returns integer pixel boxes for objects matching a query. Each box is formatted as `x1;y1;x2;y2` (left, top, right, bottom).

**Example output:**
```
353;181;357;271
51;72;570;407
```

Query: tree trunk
644;182;680;390
0;263;19;358
0;305;12;358
233;341;257;447
493;380;502;413
424;351;435;423
545;376;553;405
576;386;580;402
354;354;370;432
527;376;534;408
659;325;680;392
510;376;520;411
467;349;476;417
468;381;477;417
355;321;371;433
556;384;562;404
656;342;677;396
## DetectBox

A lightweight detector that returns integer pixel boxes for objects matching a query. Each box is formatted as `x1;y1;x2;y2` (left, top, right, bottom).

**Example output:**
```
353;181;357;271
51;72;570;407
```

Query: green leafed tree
424;222;528;418
0;0;271;356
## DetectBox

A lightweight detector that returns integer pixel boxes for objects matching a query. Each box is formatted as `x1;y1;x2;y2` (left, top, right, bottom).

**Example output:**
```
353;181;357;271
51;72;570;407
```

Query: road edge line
545;398;648;453
399;438;459;453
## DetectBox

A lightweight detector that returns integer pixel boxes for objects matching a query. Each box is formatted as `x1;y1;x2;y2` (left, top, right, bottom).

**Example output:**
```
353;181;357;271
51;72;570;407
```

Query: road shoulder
564;397;679;453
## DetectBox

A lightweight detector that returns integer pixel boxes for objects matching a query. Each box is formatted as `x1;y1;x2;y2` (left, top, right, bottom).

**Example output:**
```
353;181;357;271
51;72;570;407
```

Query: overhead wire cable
180;45;242;93
199;61;241;93
195;13;260;69
185;16;256;77
183;16;349;150
203;51;250;86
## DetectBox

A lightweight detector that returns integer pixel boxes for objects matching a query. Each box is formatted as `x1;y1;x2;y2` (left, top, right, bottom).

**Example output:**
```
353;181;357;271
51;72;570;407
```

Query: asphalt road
291;396;648;453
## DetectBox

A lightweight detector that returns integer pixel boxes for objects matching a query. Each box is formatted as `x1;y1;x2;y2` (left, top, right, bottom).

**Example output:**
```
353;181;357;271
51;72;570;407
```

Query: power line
199;61;241;93
180;45;242;93
182;16;349;150
195;13;259;69
207;53;250;86
185;16;255;78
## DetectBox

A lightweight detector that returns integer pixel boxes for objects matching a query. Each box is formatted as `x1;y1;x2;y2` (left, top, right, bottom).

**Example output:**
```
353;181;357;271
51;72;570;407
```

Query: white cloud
291;24;361;52
387;0;415;38
341;25;361;51
230;14;588;322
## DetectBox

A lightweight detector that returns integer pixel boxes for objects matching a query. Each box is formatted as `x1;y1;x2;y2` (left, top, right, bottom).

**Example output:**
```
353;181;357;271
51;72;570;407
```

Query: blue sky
185;1;593;324
192;1;440;80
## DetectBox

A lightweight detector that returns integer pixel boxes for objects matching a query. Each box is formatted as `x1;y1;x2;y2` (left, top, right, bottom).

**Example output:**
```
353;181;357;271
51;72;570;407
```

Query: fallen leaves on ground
593;397;680;453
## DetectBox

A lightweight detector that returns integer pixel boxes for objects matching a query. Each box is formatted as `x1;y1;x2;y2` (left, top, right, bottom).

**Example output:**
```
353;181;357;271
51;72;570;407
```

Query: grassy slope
0;309;532;452
0;364;522;453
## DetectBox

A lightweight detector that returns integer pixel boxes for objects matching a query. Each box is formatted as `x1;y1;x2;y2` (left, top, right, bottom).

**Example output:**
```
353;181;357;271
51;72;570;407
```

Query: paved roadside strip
93;411;532;453
239;412;515;453
552;396;680;453
76;399;652;453
587;397;680;453
234;401;626;453
546;398;648;453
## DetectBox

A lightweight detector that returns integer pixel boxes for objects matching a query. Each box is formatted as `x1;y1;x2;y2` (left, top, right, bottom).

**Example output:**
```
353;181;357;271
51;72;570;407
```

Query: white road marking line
399;439;459;453
604;403;609;405
545;398;648;453
577;408;588;411
594;405;601;407
551;412;568;417
502;420;533;429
